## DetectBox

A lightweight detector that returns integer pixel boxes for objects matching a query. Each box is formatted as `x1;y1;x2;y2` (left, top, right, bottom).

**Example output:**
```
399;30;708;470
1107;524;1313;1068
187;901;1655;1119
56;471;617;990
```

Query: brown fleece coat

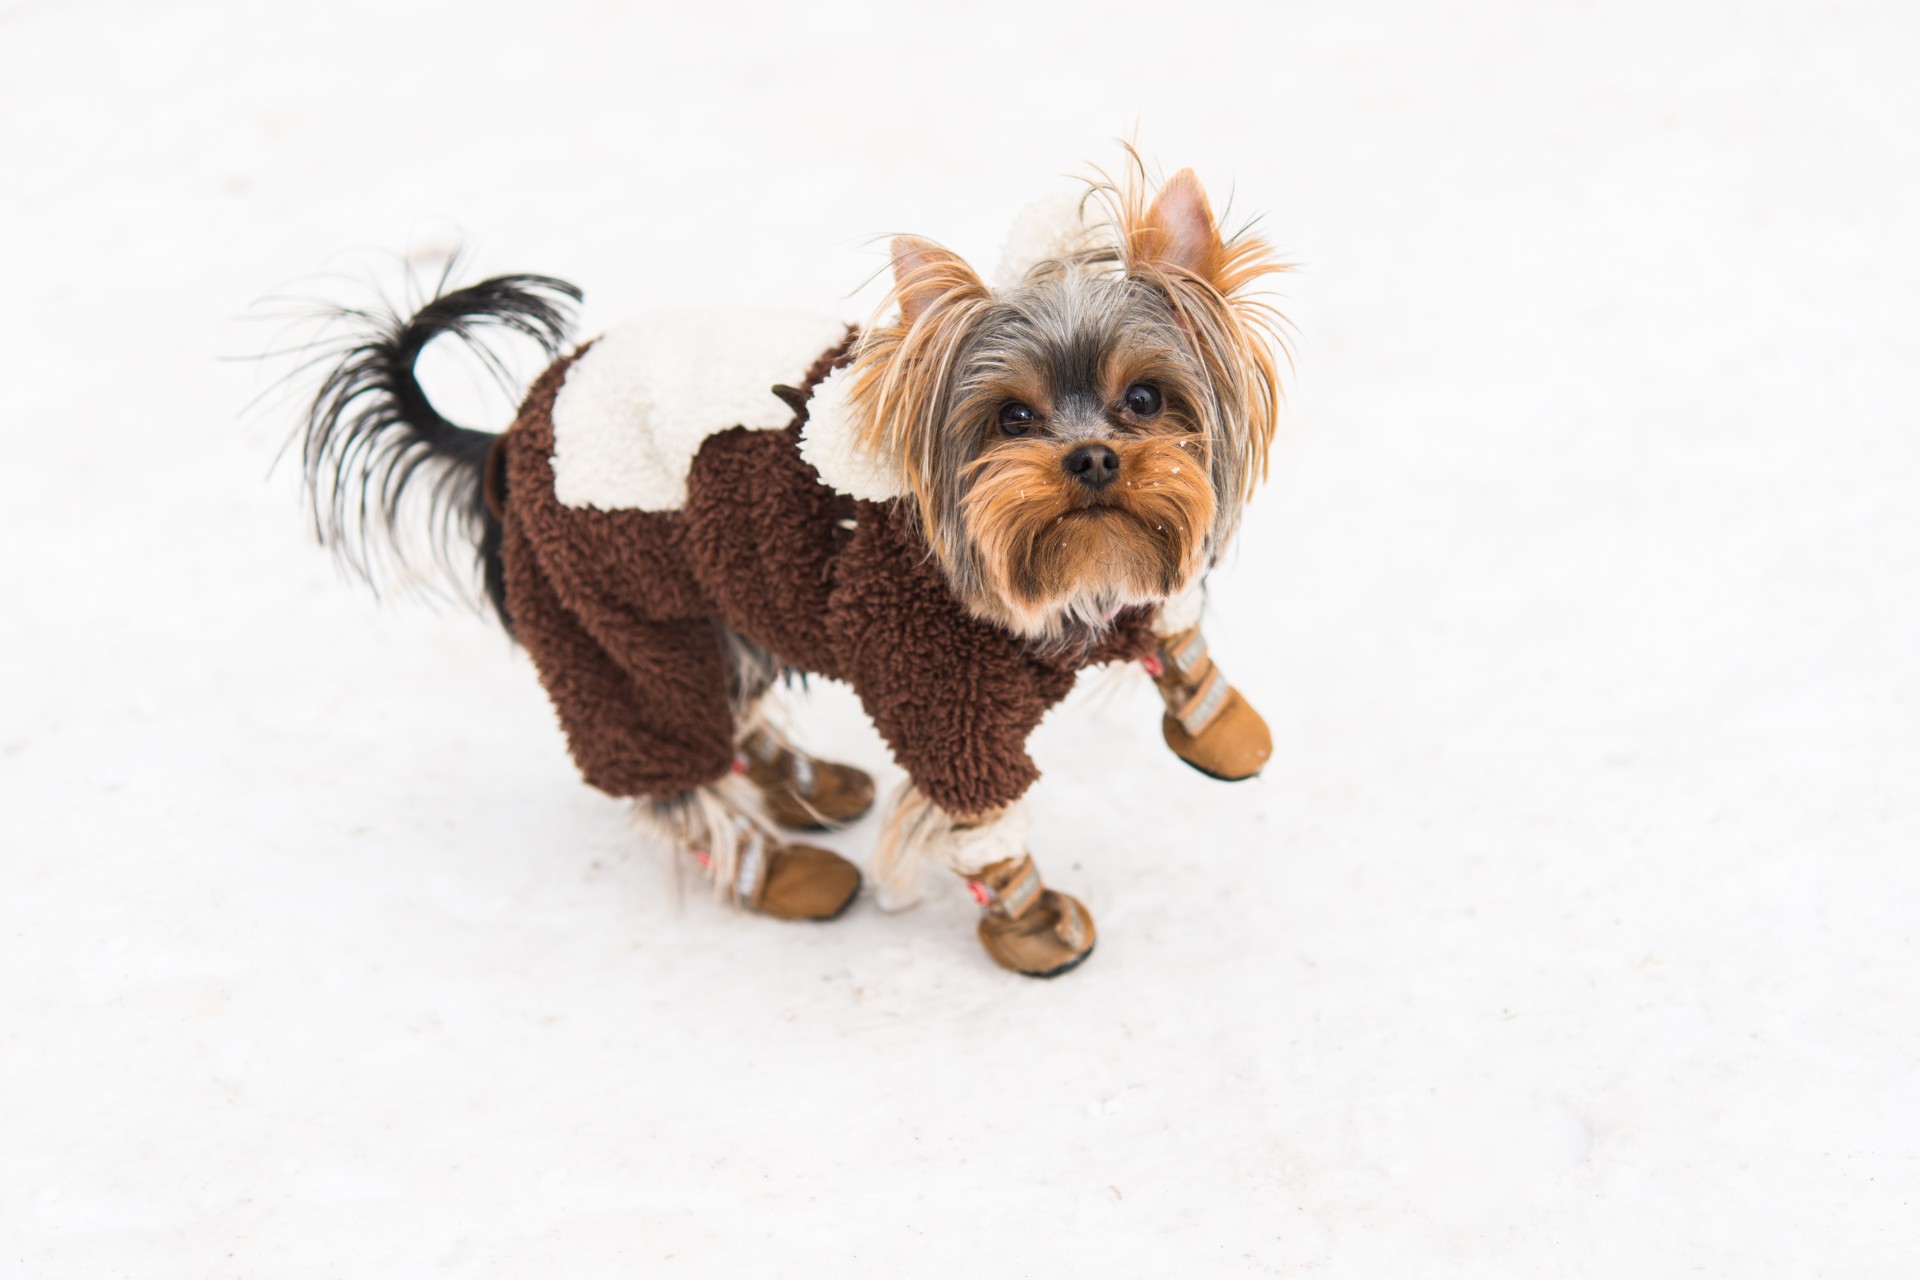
496;335;1156;817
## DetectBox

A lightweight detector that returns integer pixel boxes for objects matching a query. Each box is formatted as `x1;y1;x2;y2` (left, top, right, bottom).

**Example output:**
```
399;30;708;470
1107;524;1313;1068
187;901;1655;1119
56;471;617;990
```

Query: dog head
836;165;1287;643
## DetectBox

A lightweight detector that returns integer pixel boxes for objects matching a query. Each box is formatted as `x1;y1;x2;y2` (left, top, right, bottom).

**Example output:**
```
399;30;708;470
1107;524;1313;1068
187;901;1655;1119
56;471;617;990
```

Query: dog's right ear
890;236;989;327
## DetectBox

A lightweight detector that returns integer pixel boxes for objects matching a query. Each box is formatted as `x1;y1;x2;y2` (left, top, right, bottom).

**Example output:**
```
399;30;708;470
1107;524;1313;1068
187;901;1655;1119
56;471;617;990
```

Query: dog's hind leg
503;520;732;799
734;711;878;835
716;627;878;834
634;774;861;922
501;524;859;921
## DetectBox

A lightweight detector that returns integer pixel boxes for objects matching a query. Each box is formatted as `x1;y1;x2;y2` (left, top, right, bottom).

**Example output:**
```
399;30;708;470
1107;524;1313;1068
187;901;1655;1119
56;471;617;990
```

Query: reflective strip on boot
744;728;819;798
1163;628;1210;678
1174;663;1230;737
1055;895;1091;951
735;825;767;906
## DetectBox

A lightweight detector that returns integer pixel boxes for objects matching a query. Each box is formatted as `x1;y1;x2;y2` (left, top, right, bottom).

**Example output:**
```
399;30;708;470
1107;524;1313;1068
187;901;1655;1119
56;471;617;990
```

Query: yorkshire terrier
290;161;1287;977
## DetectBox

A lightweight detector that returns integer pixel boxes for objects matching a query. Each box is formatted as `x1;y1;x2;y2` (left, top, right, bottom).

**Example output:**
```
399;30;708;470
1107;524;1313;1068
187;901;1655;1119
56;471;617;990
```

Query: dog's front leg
844;595;1105;975
1145;585;1272;781
870;787;1096;979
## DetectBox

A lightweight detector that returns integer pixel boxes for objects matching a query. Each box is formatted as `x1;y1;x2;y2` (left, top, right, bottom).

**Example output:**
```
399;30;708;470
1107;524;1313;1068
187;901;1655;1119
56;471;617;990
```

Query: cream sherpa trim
1153;579;1207;635
795;364;908;502
993;188;1106;288
551;307;850;512
552;200;1105;512
870;783;1031;911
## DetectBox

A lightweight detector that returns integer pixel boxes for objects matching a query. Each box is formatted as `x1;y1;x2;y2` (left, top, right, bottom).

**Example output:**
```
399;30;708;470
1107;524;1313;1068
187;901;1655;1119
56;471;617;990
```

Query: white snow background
4;0;1917;1274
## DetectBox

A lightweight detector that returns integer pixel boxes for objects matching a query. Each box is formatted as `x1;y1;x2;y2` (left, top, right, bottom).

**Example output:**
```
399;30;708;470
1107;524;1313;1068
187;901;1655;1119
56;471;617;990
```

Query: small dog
291;160;1288;977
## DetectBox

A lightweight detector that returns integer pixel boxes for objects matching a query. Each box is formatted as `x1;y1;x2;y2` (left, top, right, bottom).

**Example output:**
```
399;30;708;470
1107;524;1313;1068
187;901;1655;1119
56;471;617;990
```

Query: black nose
1064;443;1120;490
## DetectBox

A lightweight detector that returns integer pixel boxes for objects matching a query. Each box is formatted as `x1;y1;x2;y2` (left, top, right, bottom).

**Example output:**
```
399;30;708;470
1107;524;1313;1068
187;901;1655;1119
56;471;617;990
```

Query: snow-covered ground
5;0;1918;1274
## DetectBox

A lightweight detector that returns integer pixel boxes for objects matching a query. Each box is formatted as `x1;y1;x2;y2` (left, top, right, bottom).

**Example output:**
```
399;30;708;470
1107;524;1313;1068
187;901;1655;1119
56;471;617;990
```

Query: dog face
947;273;1221;637
844;167;1287;643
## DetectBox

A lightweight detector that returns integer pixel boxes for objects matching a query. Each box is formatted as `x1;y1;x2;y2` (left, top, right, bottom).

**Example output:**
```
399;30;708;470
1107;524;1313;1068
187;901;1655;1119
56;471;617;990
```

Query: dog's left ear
1136;168;1226;284
1119;164;1289;525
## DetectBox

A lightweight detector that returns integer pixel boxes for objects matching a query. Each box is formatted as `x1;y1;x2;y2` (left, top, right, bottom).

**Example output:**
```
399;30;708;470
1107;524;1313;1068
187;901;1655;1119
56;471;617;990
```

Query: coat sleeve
828;505;1076;816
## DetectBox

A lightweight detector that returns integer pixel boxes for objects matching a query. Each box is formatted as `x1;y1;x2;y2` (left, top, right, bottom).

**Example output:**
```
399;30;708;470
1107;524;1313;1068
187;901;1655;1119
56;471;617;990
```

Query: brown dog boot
739;727;877;831
968;854;1097;978
697;825;863;922
1145;627;1271;782
661;784;862;921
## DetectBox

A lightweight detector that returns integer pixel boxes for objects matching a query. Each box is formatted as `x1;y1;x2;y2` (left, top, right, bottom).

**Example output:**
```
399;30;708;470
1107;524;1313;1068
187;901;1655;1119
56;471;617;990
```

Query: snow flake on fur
550;308;851;511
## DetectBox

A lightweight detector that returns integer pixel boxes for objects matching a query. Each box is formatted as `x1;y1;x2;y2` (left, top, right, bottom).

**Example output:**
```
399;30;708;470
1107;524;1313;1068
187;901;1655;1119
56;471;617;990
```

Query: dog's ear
1137;168;1225;283
1111;163;1289;524
891;236;989;326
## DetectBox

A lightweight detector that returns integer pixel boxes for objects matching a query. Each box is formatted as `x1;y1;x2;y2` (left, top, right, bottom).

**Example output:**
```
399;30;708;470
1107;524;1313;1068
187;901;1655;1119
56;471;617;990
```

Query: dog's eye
997;402;1039;436
1123;383;1163;418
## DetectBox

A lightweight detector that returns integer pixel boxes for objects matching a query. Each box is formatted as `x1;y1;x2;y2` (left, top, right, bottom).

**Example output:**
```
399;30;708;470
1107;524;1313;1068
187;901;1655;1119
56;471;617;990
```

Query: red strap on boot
969;854;1042;919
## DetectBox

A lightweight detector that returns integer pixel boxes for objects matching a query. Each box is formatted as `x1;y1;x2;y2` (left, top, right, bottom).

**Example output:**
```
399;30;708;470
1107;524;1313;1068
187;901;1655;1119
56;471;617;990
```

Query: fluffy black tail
294;273;582;627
